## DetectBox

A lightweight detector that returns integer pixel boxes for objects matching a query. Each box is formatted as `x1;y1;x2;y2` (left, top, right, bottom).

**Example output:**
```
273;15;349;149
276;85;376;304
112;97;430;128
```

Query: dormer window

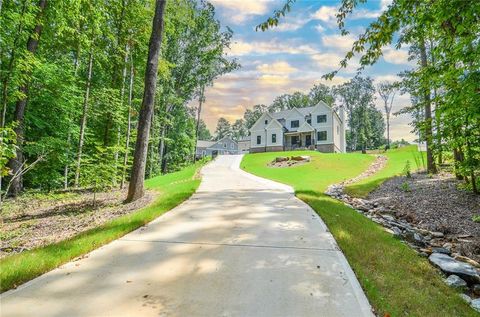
265;120;268;125
291;120;299;128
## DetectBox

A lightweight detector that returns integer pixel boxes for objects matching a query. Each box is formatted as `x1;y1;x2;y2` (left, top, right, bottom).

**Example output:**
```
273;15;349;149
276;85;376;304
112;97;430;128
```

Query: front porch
284;131;315;151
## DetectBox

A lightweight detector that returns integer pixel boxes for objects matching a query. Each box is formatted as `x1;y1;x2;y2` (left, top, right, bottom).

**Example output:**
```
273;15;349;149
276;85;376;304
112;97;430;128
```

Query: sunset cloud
209;0;273;24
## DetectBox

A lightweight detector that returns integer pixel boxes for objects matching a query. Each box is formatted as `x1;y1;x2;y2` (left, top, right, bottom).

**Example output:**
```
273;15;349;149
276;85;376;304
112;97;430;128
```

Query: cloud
314;24;326;33
311;52;360;73
258;74;291;86
209;0;272;24
321;34;356;51
229;39;317;56
382;47;411;65
311;6;338;26
256;61;298;75
349;8;382;19
380;0;393;11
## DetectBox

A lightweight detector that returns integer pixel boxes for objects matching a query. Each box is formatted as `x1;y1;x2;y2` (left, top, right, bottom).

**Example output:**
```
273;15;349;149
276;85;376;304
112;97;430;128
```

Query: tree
126;0;167;202
243;104;266;130
309;83;335;106
336;77;380;152
197;119;212;140
377;82;397;149
214;117;231;140
231;119;247;141
9;0;48;196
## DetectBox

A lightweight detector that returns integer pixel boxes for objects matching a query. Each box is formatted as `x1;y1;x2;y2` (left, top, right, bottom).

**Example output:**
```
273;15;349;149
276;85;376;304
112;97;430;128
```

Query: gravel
368;172;480;262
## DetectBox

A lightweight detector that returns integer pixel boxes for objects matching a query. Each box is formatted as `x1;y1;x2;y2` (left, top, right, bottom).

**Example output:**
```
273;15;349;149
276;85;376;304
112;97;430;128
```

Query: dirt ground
368;172;480;262
0;188;154;258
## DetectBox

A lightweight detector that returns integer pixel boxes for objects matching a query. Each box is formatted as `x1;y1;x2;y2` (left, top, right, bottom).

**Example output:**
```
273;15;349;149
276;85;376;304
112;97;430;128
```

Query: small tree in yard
377;82;397;150
80;147;117;207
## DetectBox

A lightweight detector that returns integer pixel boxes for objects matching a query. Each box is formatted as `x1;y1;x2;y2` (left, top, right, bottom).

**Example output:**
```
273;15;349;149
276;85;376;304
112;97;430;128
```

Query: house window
223;143;227;148
257;135;261;145
230;143;234;149
291;135;299;145
317;114;327;123
307;118;311;124
272;134;277;143
317;131;327;141
291;120;299;128
265;119;268;125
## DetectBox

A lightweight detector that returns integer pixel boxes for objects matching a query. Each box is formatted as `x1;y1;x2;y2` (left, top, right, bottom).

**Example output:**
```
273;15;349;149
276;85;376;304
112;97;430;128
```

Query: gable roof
265;118;283;130
197;140;215;148
297;121;315;133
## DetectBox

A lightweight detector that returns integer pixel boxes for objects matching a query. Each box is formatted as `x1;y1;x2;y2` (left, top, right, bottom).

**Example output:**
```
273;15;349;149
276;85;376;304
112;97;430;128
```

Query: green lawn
241;151;475;317
0;162;204;293
345;145;425;197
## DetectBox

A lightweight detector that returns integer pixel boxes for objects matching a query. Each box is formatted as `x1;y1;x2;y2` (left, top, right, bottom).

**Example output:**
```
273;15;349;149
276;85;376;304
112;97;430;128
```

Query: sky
198;0;416;142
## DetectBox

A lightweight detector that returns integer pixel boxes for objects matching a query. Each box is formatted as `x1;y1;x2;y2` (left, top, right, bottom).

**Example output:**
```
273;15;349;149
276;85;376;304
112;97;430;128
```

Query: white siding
267;128;283;147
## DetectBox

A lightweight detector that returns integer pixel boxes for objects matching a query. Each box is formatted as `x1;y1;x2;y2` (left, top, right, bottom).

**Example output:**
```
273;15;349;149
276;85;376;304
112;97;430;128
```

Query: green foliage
214;117;232;140
473;215;480;223
403;160;412;178
1;0;237;195
400;181;411;192
0;125;17;177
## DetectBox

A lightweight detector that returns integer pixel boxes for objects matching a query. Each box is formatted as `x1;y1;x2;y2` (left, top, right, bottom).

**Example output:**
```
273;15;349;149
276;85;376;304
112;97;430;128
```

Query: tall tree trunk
126;0;167;202
9;0;47;196
121;56;134;189
74;50;94;187
419;37;437;174
64;45;82;190
386;112;390;149
193;86;204;162
113;44;129;186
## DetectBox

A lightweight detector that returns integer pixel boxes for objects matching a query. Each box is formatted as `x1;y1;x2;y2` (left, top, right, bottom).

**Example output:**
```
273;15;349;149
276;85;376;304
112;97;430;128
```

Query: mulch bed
0;188;154;258
368;172;480;262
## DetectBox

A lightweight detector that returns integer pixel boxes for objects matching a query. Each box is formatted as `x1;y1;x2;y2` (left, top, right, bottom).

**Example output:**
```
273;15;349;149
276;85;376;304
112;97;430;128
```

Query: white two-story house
249;101;346;153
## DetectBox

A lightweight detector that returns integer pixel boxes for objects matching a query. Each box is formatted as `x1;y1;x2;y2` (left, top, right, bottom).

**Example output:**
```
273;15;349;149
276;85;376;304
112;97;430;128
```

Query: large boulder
429;253;480;284
275;156;288;162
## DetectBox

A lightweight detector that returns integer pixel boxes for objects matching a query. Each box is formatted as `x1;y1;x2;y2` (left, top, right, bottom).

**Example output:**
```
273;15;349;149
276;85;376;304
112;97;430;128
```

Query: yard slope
344;145;425;197
241;151;475;317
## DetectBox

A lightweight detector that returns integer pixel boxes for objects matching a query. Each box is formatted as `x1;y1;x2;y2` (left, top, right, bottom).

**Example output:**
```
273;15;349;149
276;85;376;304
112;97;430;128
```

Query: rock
459;294;472;304
454;255;480;269
431;247;450;255
391;226;403;238
443;242;453;251
444;275;467;288
420;248;432;255
409;232;426;247
472;298;480;312
275;156;288;162
431;231;444;238
473;284;480;296
290;155;309;161
428;253;480;284
381;214;396;222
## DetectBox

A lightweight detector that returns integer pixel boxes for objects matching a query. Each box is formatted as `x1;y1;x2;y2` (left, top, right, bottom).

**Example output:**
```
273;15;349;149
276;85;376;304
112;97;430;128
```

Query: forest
0;0;238;203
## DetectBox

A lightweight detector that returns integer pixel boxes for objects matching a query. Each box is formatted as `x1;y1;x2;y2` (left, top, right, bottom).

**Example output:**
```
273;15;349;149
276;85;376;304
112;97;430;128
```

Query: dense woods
0;0;237;202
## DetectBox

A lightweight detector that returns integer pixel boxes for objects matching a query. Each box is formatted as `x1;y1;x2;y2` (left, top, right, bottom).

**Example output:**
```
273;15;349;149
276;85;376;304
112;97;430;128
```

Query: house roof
297;121;315;133
270;106;316;120
196;140;215;148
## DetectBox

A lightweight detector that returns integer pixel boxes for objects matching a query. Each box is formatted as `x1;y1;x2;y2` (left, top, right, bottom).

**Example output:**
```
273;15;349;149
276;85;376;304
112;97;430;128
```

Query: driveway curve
1;155;372;317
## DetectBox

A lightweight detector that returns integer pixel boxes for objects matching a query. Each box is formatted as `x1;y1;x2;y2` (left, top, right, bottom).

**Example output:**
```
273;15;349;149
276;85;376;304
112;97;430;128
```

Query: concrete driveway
1;155;372;317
